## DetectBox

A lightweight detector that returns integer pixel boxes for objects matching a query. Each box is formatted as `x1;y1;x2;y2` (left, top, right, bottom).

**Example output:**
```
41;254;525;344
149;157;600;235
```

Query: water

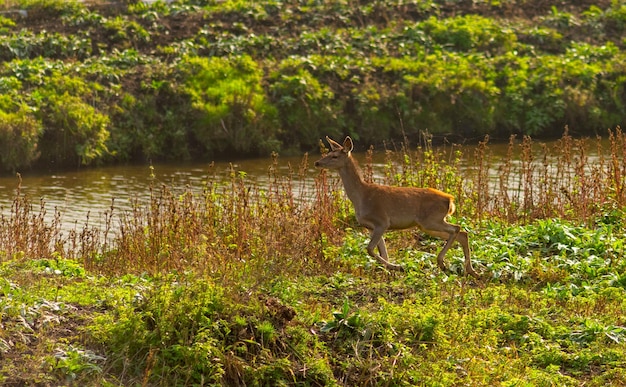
0;136;615;233
0;156;316;233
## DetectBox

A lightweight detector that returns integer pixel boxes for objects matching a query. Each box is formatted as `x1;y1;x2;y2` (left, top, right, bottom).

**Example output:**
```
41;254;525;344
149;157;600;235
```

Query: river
0;135;618;234
0;156;315;233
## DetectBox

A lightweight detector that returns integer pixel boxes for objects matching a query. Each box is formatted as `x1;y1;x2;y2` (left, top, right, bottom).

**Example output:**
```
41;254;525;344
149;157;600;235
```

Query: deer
314;136;479;278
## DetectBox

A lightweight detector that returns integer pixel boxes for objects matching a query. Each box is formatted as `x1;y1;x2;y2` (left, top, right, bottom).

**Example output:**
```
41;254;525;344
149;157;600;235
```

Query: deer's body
315;136;478;278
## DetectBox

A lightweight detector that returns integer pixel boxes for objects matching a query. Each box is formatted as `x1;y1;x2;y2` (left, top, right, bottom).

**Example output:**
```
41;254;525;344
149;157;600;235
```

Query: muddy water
0;157;318;233
0;137;610;233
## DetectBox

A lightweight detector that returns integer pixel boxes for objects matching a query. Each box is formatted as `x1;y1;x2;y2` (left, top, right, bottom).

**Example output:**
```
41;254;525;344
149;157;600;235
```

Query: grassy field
0;130;625;385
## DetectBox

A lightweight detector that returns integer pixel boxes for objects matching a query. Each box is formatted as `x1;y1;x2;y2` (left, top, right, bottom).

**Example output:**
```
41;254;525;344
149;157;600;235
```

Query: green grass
1;220;625;385
1;132;626;385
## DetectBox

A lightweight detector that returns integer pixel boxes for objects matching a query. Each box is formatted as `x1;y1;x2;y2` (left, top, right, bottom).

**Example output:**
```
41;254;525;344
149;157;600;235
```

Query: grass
1;129;626;385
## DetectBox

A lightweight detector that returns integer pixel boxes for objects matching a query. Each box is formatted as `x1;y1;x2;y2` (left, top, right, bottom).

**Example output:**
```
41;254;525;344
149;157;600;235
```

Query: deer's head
314;136;354;170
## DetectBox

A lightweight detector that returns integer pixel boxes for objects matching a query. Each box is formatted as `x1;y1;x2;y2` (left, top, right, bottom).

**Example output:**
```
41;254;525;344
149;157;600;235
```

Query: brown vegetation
2;129;624;278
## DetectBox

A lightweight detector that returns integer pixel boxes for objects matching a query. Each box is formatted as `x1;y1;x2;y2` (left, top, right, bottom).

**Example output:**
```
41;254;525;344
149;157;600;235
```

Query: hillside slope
0;0;624;171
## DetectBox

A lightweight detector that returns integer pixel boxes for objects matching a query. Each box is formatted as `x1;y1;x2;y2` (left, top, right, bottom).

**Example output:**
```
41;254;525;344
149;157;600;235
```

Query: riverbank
1;0;625;172
1;131;625;385
2;129;623;234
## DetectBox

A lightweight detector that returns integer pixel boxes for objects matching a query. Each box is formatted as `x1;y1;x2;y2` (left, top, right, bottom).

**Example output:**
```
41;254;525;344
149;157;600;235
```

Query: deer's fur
315;136;478;278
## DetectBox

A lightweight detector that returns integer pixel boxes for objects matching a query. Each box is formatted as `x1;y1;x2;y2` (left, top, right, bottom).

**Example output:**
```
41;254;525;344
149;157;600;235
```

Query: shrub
20;0;85;17
0;100;42;171
0;31;92;61
418;15;517;54
0;15;15;34
102;16;150;49
107;63;194;162
492;53;567;136
91;277;229;385
374;54;500;136
349;82;399;143
269;57;340;151
597;1;626;35
518;26;564;53
179;55;280;156
37;92;110;166
27;73;111;167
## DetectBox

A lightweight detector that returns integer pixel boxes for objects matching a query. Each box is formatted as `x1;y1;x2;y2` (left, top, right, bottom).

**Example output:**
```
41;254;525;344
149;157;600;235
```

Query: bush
29;73;110;166
102;16;150;49
269;57;341;151
0;15;15;35
107;64;194;162
38;92;110;166
0;99;42;171
92;278;228;385
419;15;517;54
179;55;280;156
492;53;566;136
0;31;92;61
373;54;500;137
20;0;85;17
595;1;626;35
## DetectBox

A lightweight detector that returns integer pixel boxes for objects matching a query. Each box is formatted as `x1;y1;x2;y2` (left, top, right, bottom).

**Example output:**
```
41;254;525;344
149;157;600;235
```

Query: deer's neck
338;155;368;203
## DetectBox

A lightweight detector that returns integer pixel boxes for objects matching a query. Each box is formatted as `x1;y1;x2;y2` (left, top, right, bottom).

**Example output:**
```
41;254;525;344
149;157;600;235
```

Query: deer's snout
314;160;321;167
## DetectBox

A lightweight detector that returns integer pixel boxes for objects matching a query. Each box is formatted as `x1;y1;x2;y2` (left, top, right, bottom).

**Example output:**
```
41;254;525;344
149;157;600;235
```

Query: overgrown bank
1;0;626;171
1;131;625;385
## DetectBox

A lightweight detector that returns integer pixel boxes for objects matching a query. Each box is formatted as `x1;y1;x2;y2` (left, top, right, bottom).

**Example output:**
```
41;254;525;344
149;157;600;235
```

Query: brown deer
315;136;479;278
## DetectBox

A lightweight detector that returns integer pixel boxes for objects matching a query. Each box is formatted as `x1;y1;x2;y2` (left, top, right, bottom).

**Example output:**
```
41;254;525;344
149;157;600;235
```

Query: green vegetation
0;0;625;171
1;0;626;384
1;130;626;385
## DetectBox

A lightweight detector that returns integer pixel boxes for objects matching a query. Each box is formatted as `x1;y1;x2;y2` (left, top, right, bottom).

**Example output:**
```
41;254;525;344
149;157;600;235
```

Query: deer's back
356;184;454;230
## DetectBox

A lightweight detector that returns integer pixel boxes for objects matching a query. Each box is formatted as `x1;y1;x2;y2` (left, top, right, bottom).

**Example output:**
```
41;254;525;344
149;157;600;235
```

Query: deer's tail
447;197;456;216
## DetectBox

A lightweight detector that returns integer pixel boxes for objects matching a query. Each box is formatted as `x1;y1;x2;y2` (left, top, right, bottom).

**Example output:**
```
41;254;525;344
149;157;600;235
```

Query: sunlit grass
1;130;625;385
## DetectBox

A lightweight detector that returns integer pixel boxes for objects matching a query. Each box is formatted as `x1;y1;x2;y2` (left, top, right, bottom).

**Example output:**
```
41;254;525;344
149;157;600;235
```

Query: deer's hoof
388;263;405;272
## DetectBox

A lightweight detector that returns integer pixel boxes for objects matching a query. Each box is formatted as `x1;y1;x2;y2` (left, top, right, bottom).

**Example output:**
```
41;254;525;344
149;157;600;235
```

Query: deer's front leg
367;227;403;271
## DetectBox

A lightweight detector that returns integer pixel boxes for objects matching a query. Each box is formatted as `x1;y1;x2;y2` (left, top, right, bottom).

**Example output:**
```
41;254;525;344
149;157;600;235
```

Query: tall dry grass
380;127;626;225
0;129;624;281
471;127;626;223
94;154;344;285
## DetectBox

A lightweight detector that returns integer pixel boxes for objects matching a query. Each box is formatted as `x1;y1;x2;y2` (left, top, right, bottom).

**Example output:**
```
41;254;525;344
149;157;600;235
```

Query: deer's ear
343;136;354;153
326;136;343;151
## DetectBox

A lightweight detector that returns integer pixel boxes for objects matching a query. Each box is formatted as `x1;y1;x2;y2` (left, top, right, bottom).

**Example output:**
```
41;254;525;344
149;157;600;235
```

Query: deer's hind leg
454;230;478;278
423;228;458;273
422;221;478;278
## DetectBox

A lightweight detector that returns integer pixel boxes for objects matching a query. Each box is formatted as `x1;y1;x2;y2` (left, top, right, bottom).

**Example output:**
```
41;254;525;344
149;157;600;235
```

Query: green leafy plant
0;15;15;34
20;0;85;16
419;14;517;54
320;298;365;336
180;55;280;156
0;101;41;171
269;57;340;150
49;345;105;383
37;90;110;166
